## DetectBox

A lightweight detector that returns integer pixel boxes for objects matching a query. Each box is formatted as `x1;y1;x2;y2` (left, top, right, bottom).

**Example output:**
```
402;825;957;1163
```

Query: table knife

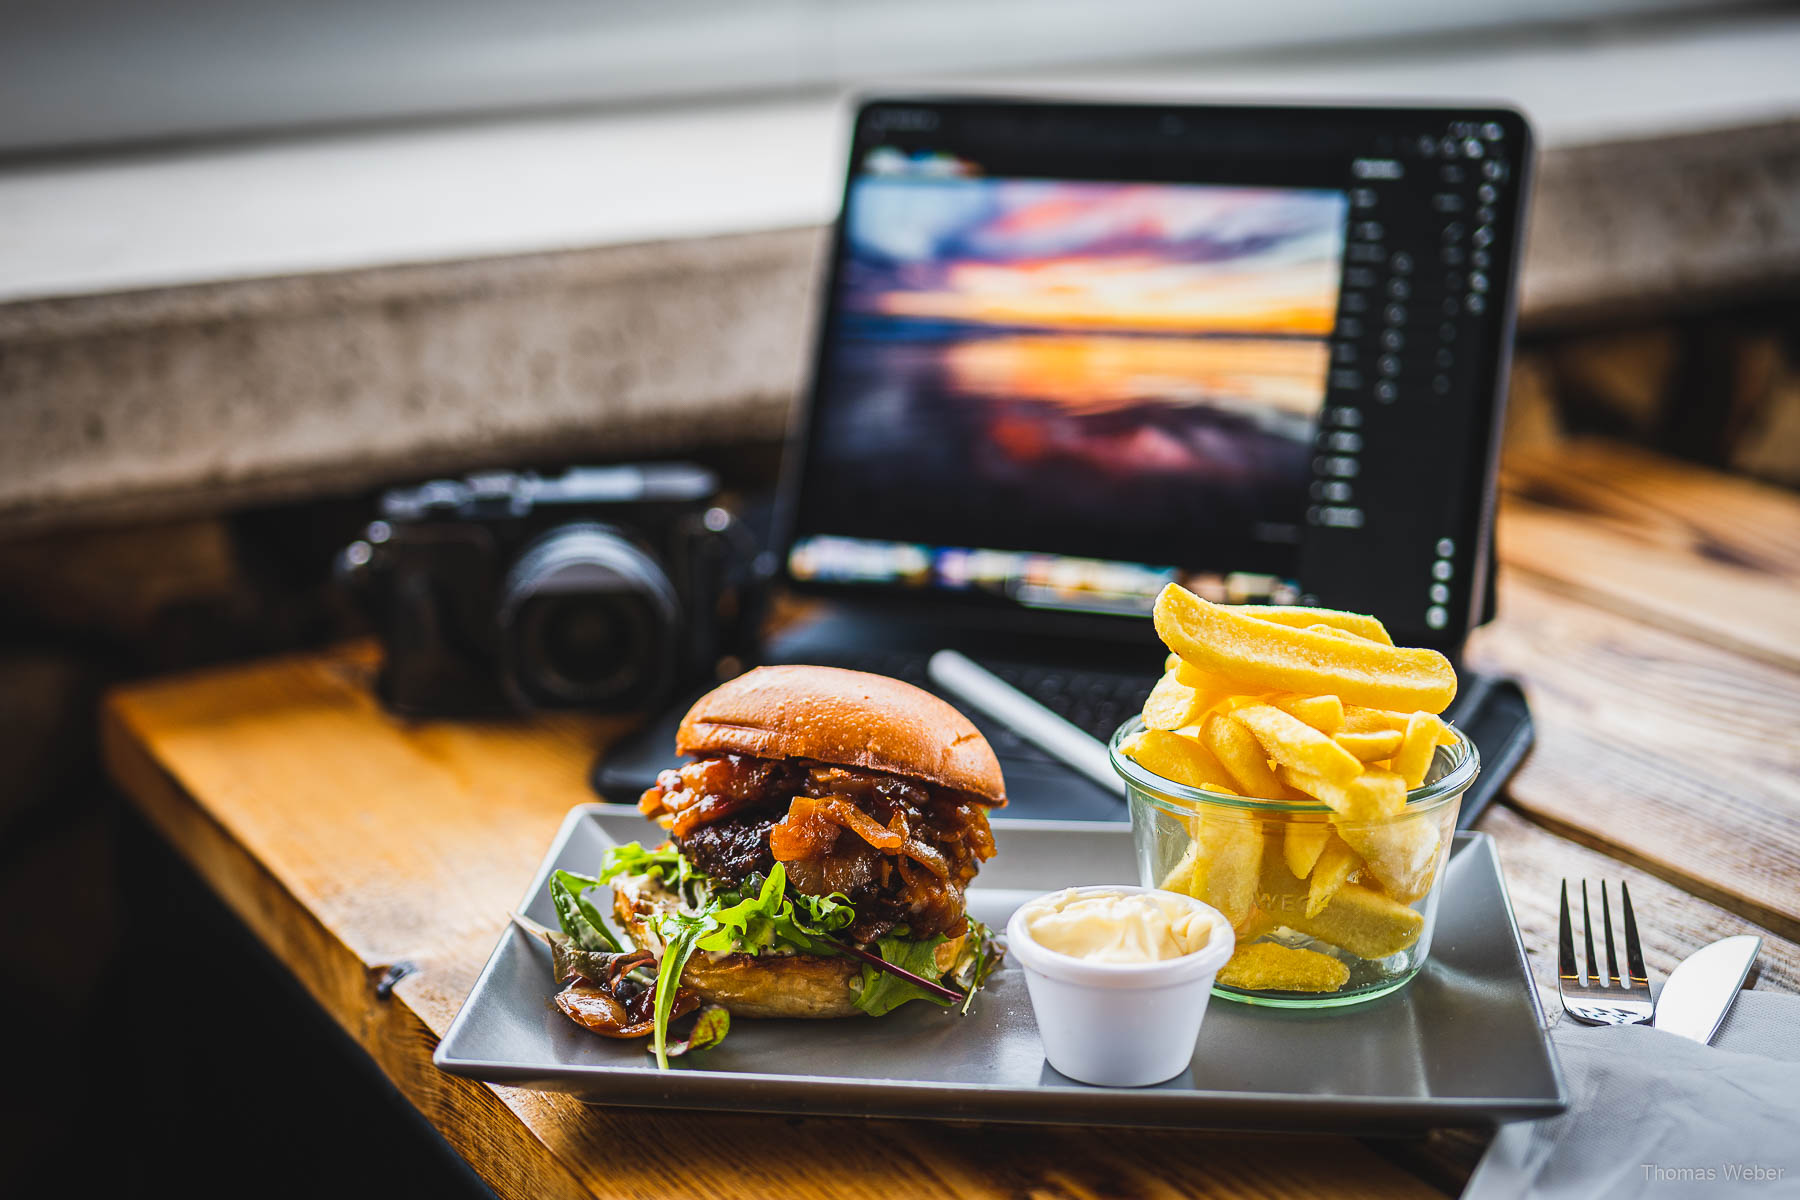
1653;934;1761;1044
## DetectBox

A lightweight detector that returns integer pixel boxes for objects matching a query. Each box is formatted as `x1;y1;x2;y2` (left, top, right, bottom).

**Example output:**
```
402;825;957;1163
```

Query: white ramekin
1006;885;1236;1087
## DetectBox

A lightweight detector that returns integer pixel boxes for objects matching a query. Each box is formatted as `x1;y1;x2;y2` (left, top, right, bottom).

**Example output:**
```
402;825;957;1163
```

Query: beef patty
639;754;996;943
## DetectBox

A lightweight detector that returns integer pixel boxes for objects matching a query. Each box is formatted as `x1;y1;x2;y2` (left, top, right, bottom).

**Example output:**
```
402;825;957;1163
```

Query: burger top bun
675;665;1006;805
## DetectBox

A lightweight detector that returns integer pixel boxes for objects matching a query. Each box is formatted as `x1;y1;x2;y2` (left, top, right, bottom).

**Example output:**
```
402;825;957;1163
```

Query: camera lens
520;594;654;697
498;523;680;710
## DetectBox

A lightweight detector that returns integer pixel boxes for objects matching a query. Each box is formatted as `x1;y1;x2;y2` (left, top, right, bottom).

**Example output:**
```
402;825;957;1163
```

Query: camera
337;464;761;716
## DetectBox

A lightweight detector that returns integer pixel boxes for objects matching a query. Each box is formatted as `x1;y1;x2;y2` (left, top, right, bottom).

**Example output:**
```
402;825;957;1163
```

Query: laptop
596;96;1535;823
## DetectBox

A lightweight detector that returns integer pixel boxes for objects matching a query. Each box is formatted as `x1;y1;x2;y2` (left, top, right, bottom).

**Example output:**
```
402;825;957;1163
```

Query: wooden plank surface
102;645;1443;1200
1467;577;1800;942
1498;438;1800;671
1473;806;1800;995
98;437;1800;1199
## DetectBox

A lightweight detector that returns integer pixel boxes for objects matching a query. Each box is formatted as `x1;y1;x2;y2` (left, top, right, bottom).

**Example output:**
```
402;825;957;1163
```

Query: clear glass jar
1109;715;1479;1008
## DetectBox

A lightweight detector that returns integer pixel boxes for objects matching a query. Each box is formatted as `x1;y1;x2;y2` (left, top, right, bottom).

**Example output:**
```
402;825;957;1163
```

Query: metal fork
1557;879;1654;1026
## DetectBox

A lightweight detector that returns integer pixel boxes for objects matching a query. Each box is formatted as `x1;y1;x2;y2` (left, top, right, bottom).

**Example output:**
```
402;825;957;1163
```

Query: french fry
1141;669;1195;730
1187;812;1263;928
1287;882;1424;959
1283;818;1331;879
1335;728;1404;761
1156;585;1456;713
1175;660;1224;689
1233;605;1394;646
1201;711;1289;800
1391;711;1446;788
1278;765;1407;820
1234;908;1279;943
1342;705;1411;734
1233;704;1364;785
1306;834;1361;918
1217;942;1350;993
1270;692;1345;734
1163;652;1228;692
1120;729;1241;793
1347;708;1456;745
1307;623;1373;644
1160;842;1200;893
1338;813;1442;902
1135;594;1464;987
1141;667;1230;731
1253;853;1314;930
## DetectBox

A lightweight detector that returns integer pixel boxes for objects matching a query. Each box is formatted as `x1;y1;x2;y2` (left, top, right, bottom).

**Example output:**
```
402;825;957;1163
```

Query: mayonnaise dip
1018;887;1216;963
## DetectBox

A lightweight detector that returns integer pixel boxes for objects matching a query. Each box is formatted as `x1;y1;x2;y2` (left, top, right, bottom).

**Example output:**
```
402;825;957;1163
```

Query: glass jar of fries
1111;715;1479;1007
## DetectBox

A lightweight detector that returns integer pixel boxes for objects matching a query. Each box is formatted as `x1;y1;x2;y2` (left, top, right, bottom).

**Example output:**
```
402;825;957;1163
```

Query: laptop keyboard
772;647;1156;763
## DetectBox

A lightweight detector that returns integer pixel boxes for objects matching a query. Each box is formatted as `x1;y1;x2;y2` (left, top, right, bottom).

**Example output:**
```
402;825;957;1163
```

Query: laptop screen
783;100;1529;652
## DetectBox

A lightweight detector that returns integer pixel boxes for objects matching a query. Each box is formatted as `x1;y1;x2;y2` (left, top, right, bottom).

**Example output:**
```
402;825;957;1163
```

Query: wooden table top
101;436;1800;1199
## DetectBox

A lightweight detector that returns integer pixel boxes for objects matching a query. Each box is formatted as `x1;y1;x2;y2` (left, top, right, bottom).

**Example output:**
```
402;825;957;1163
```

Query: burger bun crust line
676;665;1007;805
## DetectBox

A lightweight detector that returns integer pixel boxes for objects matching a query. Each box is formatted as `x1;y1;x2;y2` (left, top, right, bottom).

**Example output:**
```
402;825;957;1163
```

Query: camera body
339;464;759;716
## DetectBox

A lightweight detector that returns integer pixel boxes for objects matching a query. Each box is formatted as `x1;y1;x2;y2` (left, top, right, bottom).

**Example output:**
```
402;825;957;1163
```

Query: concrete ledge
0;228;822;533
9;121;1800;535
1524;118;1800;323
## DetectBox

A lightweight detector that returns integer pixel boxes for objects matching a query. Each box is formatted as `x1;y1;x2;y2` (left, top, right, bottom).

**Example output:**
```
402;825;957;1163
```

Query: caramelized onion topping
638;752;995;943
555;977;697;1039
766;795;839;862
796;796;906;853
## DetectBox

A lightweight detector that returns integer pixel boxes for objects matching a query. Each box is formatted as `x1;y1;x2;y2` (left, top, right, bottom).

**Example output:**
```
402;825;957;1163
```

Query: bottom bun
613;885;966;1020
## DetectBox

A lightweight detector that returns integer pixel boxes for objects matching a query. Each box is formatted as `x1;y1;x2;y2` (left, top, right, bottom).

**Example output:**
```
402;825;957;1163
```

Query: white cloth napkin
1465;990;1800;1198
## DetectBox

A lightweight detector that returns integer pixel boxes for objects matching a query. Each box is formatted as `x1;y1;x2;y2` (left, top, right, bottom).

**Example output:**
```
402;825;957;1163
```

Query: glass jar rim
1108;713;1480;816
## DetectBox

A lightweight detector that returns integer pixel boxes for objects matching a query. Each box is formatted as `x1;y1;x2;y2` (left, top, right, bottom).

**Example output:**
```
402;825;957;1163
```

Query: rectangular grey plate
435;807;1566;1132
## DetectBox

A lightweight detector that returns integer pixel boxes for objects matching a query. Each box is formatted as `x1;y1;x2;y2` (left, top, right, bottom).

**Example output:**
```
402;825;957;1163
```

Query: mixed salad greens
540;841;1001;1068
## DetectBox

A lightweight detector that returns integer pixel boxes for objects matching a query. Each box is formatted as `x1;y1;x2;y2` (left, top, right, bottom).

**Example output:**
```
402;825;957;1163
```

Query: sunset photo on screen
806;172;1349;571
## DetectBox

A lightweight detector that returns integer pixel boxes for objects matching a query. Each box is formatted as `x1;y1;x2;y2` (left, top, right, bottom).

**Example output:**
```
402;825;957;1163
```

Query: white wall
0;0;1724;154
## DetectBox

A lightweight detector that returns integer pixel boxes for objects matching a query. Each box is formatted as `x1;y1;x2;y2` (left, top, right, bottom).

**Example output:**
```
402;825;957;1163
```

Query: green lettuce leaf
694;863;855;956
603;843;856;957
953;918;1003;1014
591;841;1004;1059
650;917;710;1069
850;918;1004;1017
597;841;686;885
548;870;624;953
851;932;953;1017
657;1004;731;1058
599;840;721;913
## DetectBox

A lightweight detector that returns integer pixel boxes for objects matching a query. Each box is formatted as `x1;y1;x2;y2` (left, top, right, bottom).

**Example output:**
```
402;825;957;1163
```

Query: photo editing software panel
786;100;1529;651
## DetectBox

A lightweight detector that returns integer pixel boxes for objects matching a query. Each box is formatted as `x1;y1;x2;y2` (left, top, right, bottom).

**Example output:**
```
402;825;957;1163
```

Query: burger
538;665;1006;1065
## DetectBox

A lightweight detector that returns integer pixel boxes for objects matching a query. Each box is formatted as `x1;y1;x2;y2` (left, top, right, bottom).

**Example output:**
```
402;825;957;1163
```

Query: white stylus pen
926;649;1126;797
